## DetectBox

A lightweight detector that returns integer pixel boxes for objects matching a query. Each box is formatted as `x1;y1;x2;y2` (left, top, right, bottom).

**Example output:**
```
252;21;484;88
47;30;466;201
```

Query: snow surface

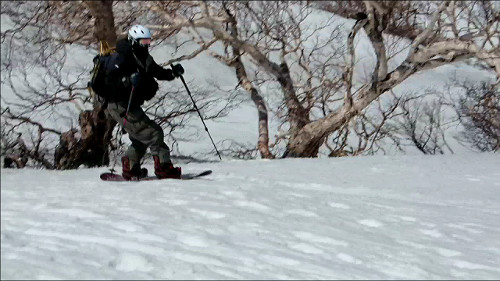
2;153;500;279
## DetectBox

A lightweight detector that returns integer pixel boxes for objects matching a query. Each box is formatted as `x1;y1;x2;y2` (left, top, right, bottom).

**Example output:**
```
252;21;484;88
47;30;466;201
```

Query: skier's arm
149;59;175;81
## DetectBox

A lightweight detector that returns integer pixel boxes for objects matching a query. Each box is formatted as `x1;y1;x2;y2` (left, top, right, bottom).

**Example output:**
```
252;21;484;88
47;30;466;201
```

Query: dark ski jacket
106;37;176;107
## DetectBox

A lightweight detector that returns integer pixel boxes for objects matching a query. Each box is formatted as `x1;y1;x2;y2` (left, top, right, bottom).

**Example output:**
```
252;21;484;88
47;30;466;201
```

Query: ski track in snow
2;154;500;279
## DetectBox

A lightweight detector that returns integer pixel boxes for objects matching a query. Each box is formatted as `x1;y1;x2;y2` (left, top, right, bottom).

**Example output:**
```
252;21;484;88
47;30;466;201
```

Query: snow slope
2;154;500;279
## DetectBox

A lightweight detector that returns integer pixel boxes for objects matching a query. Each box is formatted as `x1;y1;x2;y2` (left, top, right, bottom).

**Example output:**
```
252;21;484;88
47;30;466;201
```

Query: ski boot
122;156;147;180
153;156;181;179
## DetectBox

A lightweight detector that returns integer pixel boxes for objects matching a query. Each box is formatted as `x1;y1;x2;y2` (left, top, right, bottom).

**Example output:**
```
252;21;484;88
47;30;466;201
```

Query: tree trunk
224;6;275;159
234;59;275;159
55;110;116;169
83;0;117;46
277;62;310;134
285;105;358;157
55;0;117;169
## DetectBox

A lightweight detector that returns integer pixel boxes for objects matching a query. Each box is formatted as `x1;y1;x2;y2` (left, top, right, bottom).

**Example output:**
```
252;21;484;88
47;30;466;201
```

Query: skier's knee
151;128;164;143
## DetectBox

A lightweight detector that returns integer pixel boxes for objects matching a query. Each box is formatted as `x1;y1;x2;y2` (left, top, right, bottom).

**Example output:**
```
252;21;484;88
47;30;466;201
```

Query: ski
100;170;212;182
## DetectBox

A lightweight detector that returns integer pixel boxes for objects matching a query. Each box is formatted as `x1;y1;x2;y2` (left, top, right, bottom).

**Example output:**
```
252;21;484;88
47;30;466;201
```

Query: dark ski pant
106;102;171;167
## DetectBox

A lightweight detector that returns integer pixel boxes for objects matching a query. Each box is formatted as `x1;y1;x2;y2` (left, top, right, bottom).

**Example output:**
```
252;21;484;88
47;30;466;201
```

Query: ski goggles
138;38;152;47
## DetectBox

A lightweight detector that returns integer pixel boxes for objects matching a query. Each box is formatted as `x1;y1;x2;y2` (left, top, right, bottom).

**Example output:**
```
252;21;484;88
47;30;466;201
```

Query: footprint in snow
466;178;481;182
233;200;271;212
260;254;301;266
337;253;363;264
189;208;226;219
292;231;349;247
398;216;417;222
289;243;324;254
328;202;351;210
113;221;144;232
419;228;443;238
156;199;189;206
435;247;462;257
286;209;319;217
178;235;210;248
114;253;153;272
358;219;384;228
447;223;484;234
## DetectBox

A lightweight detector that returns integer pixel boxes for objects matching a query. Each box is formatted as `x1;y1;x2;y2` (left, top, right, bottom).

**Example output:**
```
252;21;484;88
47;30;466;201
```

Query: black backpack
88;41;120;102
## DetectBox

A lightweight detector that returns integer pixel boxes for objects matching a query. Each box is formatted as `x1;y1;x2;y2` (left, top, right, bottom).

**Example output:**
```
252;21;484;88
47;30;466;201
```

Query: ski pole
171;65;222;160
121;86;135;126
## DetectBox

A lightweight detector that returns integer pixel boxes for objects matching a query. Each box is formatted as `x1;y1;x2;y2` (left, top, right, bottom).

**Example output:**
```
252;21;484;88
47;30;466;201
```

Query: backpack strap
132;52;154;72
100;40;116;56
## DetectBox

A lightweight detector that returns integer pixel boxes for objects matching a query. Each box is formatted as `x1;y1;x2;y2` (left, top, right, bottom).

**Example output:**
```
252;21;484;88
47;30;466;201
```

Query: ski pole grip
170;63;184;79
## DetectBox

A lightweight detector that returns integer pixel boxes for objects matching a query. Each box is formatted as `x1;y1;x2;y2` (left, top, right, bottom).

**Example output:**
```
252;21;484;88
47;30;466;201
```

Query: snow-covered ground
2;153;499;279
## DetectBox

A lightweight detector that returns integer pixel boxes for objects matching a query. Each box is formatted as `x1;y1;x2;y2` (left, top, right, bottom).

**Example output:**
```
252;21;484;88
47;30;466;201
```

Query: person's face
138;38;151;48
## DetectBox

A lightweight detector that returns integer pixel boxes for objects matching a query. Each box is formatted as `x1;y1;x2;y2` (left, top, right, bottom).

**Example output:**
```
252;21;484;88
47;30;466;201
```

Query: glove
130;72;141;87
171;64;184;78
122;73;140;89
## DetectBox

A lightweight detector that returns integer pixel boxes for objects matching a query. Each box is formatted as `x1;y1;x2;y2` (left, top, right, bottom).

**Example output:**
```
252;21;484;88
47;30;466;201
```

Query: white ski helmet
128;25;152;47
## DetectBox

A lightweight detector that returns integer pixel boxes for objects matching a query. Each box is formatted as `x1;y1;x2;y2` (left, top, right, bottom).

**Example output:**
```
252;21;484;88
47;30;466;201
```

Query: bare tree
211;3;275;159
151;1;347;157
0;1;119;169
320;89;407;157
389;93;455;154
1;1;228;169
316;1;436;43
2;131;29;169
2;1;497;166
455;82;500;151
141;1;498;158
286;0;499;156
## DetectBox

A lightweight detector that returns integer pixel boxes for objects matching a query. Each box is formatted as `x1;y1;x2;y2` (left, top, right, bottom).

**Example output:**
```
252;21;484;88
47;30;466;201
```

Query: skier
105;24;184;180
